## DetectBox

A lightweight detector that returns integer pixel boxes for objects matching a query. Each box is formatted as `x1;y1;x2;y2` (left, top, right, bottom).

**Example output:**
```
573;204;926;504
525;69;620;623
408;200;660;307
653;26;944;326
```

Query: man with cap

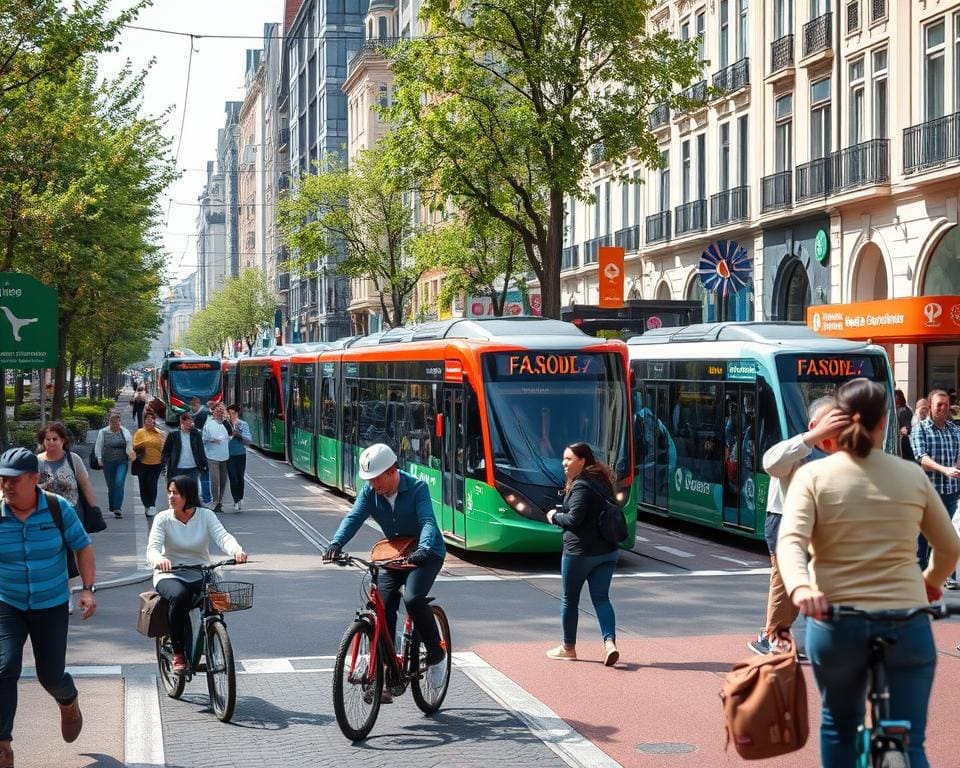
0;448;97;768
322;444;447;693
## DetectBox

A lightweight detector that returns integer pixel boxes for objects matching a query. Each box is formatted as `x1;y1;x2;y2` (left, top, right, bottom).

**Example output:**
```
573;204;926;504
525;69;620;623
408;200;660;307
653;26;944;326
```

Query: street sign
0;272;59;369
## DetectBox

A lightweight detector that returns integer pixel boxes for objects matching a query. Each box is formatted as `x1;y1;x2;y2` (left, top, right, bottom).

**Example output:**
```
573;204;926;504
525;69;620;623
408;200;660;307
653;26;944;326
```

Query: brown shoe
0;740;13;768
172;653;188;674
59;696;83;743
546;644;577;660
603;639;620;667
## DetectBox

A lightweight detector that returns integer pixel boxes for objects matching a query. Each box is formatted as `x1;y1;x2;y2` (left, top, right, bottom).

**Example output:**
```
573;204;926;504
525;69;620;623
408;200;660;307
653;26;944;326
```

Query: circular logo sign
647;316;663;330
814;229;829;263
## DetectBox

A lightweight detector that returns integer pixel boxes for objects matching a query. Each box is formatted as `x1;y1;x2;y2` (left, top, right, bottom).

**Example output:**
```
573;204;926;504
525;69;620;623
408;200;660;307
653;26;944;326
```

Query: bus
627;322;895;539
158;351;223;425
286;318;635;553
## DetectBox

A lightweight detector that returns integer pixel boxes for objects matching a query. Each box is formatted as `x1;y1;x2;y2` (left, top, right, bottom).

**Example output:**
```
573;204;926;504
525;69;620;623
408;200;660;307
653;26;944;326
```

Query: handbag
89;450;102;471
131;457;142;477
136;591;171;638
370;536;416;566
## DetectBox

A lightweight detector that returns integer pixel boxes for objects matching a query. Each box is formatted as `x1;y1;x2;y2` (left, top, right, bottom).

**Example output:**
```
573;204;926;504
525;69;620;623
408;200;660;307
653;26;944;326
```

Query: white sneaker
145;506;155;517
233;501;241;512
425;656;446;689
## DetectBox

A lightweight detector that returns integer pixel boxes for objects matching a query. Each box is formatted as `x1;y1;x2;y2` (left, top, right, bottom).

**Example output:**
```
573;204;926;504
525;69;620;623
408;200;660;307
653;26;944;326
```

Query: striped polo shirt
0;488;91;610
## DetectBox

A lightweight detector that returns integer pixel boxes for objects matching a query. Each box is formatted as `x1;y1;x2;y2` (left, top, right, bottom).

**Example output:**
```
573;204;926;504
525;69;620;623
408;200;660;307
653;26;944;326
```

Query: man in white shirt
202;405;230;514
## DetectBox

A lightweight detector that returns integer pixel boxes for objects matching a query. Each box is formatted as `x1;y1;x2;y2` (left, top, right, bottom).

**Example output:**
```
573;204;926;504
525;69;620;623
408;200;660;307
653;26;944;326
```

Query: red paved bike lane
474;622;960;767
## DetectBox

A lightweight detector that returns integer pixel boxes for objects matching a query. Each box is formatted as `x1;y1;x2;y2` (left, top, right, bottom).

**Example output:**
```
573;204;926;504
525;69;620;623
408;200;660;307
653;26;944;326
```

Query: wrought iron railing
678;80;707;112
712;58;750;95
590;142;606;166
761;171;792;211
645;211;671;244
614;225;642;252
674;199;707;235
649;101;670;130
561;245;580;271
871;0;887;23
833;139;889;190
583;234;612;265
904;111;960;173
347;37;402;75
846;1;860;33
771;34;794;73
796;157;834;201
803;12;832;57
710;186;749;226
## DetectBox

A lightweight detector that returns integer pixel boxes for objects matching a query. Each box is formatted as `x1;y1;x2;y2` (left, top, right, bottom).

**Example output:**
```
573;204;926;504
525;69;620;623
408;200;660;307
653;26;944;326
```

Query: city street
11;431;960;768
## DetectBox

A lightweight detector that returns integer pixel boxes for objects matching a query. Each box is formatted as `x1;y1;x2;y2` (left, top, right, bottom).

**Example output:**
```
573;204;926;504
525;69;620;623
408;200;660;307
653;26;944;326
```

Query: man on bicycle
323;444;447;688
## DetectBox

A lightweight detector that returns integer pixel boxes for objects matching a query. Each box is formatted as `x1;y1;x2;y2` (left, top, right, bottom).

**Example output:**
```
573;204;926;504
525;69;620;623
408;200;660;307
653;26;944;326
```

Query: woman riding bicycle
322;444;447;688
779;378;960;768
146;475;248;673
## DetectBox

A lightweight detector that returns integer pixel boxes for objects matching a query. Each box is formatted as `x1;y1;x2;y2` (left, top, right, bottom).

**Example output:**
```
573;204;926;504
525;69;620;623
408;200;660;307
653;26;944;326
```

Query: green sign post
0;272;59;369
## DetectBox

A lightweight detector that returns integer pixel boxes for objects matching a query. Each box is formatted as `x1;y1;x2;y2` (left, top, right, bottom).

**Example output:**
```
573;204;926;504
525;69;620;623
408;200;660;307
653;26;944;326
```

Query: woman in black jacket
545;442;620;666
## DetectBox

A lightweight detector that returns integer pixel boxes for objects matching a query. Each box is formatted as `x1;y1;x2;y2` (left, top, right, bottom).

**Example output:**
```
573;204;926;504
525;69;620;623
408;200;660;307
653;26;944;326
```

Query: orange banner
807;295;960;343
598;246;625;309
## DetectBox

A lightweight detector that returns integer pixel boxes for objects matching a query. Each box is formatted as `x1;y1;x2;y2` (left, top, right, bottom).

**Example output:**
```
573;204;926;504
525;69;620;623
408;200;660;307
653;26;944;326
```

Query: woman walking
131;386;148;429
94;411;135;518
545;442;621;666
133;409;165;517
226;404;251;512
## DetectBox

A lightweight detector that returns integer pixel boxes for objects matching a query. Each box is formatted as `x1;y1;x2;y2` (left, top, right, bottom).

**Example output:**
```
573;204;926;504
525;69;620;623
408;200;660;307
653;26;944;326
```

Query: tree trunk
52;321;69;420
68;352;77;410
536;189;566;319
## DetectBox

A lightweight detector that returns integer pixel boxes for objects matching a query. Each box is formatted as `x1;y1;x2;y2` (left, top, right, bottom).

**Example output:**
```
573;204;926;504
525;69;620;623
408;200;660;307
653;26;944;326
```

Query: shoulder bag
370;536;416;567
136;591;171;638
580;477;628;545
65;453;107;534
45;492;81;579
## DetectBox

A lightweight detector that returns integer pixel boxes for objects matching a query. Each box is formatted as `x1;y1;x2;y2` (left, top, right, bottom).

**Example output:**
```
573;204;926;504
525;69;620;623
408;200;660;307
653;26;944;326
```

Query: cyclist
322;444;447;690
779;379;960;768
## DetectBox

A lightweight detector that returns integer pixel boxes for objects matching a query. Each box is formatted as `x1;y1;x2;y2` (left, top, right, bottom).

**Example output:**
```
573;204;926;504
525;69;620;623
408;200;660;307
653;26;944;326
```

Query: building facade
195;161;227;310
239;49;265;274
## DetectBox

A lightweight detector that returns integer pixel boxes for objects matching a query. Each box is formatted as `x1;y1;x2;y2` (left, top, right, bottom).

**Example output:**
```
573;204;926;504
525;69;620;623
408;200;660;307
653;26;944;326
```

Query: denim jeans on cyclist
377;552;444;662
807;612;936;768
560;550;619;646
155;576;203;654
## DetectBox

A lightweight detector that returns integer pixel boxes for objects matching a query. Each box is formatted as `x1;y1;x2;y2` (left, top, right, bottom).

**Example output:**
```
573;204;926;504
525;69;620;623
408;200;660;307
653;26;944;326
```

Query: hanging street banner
0;272;59;369
598;246;625;308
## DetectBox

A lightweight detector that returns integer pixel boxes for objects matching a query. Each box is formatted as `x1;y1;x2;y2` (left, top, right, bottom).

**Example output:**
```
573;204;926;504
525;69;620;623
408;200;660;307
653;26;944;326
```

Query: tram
287;318;635;553
158;351;223;425
627;322;895;539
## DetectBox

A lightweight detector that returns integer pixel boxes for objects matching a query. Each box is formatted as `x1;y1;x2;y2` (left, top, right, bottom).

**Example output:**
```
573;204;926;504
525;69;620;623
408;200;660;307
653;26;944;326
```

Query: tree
183;268;277;356
387;0;703;318
278;145;427;329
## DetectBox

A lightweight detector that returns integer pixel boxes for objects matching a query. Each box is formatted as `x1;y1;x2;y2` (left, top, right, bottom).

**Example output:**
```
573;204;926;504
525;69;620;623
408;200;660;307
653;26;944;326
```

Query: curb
71;570;153;593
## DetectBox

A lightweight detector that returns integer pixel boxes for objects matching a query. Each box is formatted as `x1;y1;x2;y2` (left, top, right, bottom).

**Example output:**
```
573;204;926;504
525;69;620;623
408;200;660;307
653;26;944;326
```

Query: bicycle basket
208;581;254;612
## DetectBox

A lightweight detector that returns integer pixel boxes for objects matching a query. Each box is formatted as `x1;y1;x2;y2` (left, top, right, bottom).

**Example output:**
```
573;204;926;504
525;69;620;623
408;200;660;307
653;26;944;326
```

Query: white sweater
146;507;242;585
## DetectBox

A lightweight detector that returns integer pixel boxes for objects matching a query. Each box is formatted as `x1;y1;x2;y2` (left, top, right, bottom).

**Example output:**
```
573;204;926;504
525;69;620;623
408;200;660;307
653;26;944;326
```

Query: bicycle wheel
877;750;908;768
156;636;186;699
411;605;451;714
205;621;237;722
333;619;382;741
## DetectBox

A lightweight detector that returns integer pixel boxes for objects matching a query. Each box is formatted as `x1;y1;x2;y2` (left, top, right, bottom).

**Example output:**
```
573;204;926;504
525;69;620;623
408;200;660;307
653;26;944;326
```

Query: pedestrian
132;409;165;517
188;398;211;503
913;398;930;427
895;389;915;461
0;448;98;768
130;386;148;429
37;422;102;614
909;389;960;576
202;404;230;514
226;404;251;512
93;411;135;519
544;442;620;666
160;412;207;485
747;397;848;655
779;378;960;768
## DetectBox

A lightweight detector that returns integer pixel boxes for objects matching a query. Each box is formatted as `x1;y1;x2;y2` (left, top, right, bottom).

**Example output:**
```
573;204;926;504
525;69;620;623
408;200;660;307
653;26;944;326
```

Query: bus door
441;384;466;541
722;384;757;531
342;381;360;493
639;383;670;509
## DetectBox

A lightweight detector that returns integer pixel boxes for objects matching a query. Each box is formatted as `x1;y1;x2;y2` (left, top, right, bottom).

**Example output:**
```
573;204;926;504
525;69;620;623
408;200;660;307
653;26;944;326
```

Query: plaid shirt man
911;417;960;495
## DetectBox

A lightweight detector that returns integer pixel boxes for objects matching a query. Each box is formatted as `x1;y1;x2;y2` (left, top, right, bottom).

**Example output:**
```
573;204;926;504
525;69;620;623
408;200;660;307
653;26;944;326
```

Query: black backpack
582;479;628;544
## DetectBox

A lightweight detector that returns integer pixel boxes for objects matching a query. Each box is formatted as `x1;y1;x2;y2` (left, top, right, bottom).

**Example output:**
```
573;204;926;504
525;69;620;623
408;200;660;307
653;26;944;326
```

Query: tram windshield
168;364;221;400
775;353;891;438
482;351;629;488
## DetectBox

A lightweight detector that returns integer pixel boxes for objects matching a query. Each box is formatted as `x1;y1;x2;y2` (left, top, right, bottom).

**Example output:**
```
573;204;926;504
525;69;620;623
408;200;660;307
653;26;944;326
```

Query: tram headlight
495;482;544;522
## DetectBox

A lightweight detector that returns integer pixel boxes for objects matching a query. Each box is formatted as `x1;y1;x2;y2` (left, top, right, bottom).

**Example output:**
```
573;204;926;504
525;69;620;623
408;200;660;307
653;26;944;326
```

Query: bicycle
329;551;451;741
155;559;254;723
826;603;956;768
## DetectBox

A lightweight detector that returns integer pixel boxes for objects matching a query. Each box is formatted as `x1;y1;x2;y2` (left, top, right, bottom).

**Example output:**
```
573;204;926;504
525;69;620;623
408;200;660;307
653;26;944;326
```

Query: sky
99;1;283;285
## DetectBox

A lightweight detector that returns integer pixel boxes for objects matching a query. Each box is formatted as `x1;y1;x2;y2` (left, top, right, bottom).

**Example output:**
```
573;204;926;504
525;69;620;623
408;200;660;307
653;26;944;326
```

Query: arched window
782;260;811;321
378;16;388;39
656;281;672;300
923;225;960;294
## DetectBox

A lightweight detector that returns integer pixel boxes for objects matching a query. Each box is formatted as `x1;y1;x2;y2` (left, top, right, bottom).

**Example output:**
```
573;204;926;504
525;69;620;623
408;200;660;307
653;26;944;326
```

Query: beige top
779;449;960;610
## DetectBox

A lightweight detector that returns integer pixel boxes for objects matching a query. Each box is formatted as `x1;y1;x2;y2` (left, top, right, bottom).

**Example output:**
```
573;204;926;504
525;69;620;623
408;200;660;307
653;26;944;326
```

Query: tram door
639;383;671;509
721;384;757;530
441;385;466;540
342;382;360;493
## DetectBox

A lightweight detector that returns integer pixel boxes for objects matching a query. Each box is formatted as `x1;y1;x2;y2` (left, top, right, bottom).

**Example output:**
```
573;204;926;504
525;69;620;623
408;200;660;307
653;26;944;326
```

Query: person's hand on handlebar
323;543;342;562
791;585;829;619
406;547;429;566
156;558;173;572
233;550;248;564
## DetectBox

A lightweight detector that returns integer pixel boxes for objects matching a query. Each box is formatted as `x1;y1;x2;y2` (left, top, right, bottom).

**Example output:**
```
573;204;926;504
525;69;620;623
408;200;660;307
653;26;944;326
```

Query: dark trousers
0;600;77;741
227;453;246;502
155;578;202;654
377;553;444;662
137;463;163;508
132;402;145;428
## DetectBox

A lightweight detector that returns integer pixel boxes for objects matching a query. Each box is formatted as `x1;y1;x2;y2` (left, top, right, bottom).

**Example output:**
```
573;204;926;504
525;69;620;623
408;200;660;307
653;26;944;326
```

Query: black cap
0;447;39;477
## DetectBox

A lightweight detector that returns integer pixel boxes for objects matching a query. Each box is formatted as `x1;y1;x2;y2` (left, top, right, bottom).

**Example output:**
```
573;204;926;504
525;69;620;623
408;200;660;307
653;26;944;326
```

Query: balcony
277;245;288;264
712;58;750;95
795;157;833;202
904;111;960;174
347;37;402;76
871;0;887;23
278;172;291;191
583;234;611;265
678;80;707;113
614;224;642;252
649;101;670;131
277;273;290;292
833;139;889;191
802;12;832;58
846;0;859;33
674;199;707;236
710;186;749;227
590;141;606;166
770;34;794;75
646;211;671;244
761;171;792;212
561;244;580;271
278;127;290;153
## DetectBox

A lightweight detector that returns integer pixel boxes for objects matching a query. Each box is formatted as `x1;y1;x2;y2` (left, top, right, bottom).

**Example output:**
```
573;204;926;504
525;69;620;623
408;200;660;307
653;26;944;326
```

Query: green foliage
61;416;91;445
66;404;109;430
6;421;41;450
4;386;30;400
183;268;276;355
17;403;43;420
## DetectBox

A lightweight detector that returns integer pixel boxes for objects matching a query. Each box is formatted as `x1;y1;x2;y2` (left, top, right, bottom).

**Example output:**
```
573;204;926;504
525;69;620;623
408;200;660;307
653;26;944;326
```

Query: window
621;181;629;230
775;93;793;171
775;0;793;37
872;48;888;139
604;180;611;234
925;20;945;120
719;122;731;191
810;77;832;159
738;115;749;185
681;140;691;202
696;11;706;63
681;19;690;41
569;196;576;244
378;83;389;109
634;169;643;225
378;15;388;38
955;15;960;115
659;150;670;212
720;0;730;68
594;184;601;235
849;58;865;145
738;0;749;60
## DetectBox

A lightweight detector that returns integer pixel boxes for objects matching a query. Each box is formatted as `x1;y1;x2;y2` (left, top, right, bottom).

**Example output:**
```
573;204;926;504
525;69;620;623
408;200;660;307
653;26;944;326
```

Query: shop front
762;216;832;322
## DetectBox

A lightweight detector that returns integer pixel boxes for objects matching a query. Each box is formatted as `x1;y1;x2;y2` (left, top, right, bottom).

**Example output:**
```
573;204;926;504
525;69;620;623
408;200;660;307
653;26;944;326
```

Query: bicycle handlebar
163;559;239;572
827;603;957;622
327;552;409;571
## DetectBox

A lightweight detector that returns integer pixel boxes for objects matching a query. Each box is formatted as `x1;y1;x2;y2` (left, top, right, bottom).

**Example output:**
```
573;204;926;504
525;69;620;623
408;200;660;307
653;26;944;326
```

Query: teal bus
158;351;223;426
287;318;635;553
627;322;895;539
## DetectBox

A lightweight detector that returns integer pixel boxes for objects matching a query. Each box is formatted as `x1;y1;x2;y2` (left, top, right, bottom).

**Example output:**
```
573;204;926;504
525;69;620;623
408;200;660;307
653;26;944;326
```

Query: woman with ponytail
778;378;960;768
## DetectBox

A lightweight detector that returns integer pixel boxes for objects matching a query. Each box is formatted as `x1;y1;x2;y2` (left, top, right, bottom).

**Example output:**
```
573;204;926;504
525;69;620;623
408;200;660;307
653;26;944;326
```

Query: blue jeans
560;550;619;645
0;600;77;741
102;459;128;512
200;469;211;504
807;613;936;768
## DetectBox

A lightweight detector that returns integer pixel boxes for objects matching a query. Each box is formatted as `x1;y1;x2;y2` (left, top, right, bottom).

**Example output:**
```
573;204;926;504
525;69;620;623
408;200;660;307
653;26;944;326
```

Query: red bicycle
329;551;451;741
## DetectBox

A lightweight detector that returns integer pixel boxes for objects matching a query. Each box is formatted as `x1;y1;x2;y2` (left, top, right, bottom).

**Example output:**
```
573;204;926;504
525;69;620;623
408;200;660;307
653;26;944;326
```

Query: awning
807;295;960;343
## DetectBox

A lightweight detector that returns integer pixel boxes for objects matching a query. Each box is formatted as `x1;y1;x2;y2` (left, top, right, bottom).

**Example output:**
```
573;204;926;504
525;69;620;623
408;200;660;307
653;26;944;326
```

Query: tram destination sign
487;352;609;380
777;354;884;382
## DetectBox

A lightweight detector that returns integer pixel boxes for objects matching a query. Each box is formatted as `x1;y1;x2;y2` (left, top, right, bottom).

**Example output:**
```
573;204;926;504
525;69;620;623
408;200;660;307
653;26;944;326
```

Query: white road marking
21;665;122;678
241;658;296;674
633;535;650;542
437;568;770;582
712;554;756;567
655;545;696;558
124;675;165;768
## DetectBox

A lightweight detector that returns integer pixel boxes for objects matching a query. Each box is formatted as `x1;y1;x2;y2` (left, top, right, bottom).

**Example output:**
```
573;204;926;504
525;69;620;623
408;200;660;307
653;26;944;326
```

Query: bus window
675;381;722;486
385;384;406;455
756;376;782;466
465;383;485;479
320;372;336;437
358;381;387;446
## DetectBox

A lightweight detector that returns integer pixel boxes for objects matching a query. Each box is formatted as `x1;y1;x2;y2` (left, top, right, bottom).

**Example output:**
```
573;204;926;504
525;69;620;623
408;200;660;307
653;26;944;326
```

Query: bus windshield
169;366;221;400
482;351;629;488
775;353;891;438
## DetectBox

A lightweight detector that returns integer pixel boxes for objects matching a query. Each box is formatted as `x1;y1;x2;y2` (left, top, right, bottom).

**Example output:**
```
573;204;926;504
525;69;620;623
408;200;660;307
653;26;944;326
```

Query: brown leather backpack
136;591;171;638
720;642;809;759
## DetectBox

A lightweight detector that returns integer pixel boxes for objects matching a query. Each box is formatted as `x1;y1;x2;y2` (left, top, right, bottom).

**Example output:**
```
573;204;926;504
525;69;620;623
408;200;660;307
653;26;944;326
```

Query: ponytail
835;379;888;458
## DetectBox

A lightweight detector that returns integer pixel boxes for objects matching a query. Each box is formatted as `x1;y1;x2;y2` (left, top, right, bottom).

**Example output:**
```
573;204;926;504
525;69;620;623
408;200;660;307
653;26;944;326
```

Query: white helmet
358;443;398;480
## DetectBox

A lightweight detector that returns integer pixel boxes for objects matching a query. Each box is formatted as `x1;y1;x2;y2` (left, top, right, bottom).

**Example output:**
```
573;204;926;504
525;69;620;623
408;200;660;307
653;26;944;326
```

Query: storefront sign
807;295;960;342
598;246;625;309
814;229;829;263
